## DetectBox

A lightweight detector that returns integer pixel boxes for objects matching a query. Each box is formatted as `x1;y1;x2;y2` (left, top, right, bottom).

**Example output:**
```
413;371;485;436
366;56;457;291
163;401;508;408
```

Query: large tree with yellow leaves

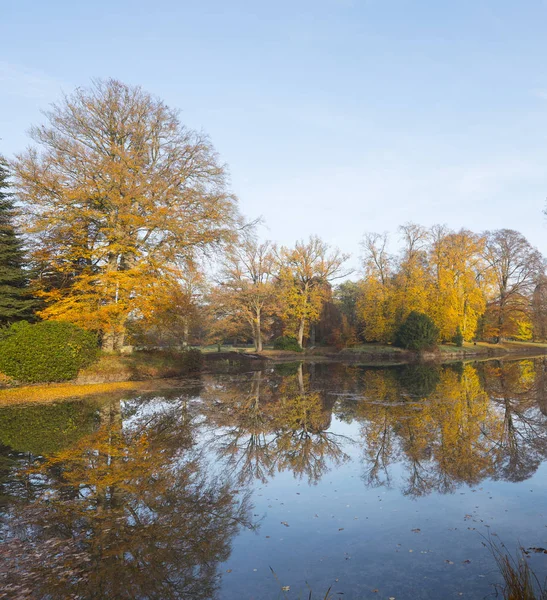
13;79;240;350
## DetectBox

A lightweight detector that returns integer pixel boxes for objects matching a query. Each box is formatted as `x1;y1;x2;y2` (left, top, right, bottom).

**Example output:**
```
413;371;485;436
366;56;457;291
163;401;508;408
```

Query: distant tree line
1;78;546;352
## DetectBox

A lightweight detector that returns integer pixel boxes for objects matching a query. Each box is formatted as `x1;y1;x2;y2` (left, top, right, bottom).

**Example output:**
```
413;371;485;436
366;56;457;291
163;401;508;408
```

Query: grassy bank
258;340;547;364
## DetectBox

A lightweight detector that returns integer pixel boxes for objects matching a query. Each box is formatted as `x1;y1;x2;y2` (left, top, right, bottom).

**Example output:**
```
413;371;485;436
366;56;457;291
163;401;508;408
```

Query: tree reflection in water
335;359;547;497
198;359;547;494
201;364;353;485
0;399;253;600
2;358;547;598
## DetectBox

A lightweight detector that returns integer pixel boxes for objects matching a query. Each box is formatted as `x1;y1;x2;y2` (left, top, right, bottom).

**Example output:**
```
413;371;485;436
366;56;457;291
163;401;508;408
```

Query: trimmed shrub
394;311;439;351
0;321;99;383
452;326;464;347
180;348;204;373
273;335;302;352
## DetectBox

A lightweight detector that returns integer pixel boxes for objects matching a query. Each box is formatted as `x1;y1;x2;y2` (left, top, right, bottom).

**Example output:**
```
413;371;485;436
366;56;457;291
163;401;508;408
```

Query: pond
1;358;547;599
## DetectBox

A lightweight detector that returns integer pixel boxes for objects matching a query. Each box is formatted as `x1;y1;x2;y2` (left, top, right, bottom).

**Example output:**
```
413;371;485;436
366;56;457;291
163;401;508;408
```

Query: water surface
1;359;547;599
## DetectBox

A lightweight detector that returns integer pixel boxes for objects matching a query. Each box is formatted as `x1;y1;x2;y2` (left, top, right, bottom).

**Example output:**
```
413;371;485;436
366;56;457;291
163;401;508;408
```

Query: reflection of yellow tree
1;400;252;600
346;361;547;497
426;366;502;491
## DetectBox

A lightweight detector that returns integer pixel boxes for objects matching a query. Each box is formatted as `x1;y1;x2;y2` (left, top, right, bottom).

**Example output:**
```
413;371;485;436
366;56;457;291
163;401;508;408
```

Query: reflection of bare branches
361;413;394;489
201;366;355;485
0;401;253;600
211;428;277;485
274;429;351;485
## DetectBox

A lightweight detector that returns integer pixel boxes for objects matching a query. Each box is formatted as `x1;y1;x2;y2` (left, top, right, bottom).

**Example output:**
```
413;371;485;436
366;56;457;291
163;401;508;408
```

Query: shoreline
1;342;546;406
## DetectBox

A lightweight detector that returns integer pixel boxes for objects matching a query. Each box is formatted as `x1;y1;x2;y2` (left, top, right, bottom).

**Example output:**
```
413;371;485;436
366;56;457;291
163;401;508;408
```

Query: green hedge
0;321;99;383
273;335;302;352
394;311;439;352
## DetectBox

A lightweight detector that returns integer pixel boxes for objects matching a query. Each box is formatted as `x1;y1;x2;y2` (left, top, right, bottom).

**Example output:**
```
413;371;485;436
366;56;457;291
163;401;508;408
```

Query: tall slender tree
0;156;34;325
276;236;350;348
212;235;277;352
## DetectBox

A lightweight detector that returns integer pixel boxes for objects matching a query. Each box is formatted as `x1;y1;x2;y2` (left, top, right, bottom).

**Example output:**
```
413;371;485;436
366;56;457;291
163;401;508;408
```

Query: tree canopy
13;79;241;350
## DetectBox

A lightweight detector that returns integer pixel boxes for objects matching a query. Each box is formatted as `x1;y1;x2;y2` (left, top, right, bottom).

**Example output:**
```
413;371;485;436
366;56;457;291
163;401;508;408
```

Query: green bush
180;348;204;373
452;326;464;347
394;311;439;351
0;321;99;383
273;335;302;352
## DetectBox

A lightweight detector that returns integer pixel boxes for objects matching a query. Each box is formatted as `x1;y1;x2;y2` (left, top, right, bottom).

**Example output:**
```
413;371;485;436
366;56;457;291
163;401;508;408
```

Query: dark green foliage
398;364;441;398
394;311;439;351
0;157;35;325
0;400;98;455
273;335;303;352
452;326;464;347
0;321;99;383
273;361;302;376
180;348;204;373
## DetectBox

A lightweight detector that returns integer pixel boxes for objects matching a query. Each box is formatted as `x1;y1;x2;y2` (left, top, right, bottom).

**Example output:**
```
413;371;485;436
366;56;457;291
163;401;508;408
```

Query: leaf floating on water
226;569;232;573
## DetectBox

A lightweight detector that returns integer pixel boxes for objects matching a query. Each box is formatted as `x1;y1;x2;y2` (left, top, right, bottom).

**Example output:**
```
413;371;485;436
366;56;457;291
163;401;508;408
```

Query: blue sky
2;0;547;268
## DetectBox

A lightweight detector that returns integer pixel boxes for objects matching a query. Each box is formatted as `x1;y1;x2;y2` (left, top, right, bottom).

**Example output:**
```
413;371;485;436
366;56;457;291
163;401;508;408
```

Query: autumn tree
357;232;396;342
0;155;34;324
212;235;276;351
132;265;206;348
276;236;350;348
531;274;547;341
13;79;240;350
427;226;489;342
482;229;543;341
394;223;432;318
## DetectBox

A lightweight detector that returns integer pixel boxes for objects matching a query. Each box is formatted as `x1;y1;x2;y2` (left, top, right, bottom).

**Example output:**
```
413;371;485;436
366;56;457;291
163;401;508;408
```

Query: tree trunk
256;310;263;352
297;363;304;393
182;317;189;348
102;330;115;353
297;318;305;349
102;329;125;352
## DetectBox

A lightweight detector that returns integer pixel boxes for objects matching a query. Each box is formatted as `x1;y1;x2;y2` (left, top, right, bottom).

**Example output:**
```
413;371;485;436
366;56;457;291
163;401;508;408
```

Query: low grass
78;350;192;381
0;381;142;406
340;344;404;354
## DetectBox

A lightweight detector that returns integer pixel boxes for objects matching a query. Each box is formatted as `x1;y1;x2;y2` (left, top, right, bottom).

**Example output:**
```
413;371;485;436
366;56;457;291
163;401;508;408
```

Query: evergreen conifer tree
0;156;34;325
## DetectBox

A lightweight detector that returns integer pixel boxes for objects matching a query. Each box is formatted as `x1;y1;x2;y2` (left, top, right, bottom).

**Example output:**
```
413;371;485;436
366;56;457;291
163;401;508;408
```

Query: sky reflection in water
1;358;547;599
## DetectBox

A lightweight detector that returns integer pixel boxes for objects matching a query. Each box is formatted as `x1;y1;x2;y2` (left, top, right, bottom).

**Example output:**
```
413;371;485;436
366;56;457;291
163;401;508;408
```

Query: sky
2;0;547;270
